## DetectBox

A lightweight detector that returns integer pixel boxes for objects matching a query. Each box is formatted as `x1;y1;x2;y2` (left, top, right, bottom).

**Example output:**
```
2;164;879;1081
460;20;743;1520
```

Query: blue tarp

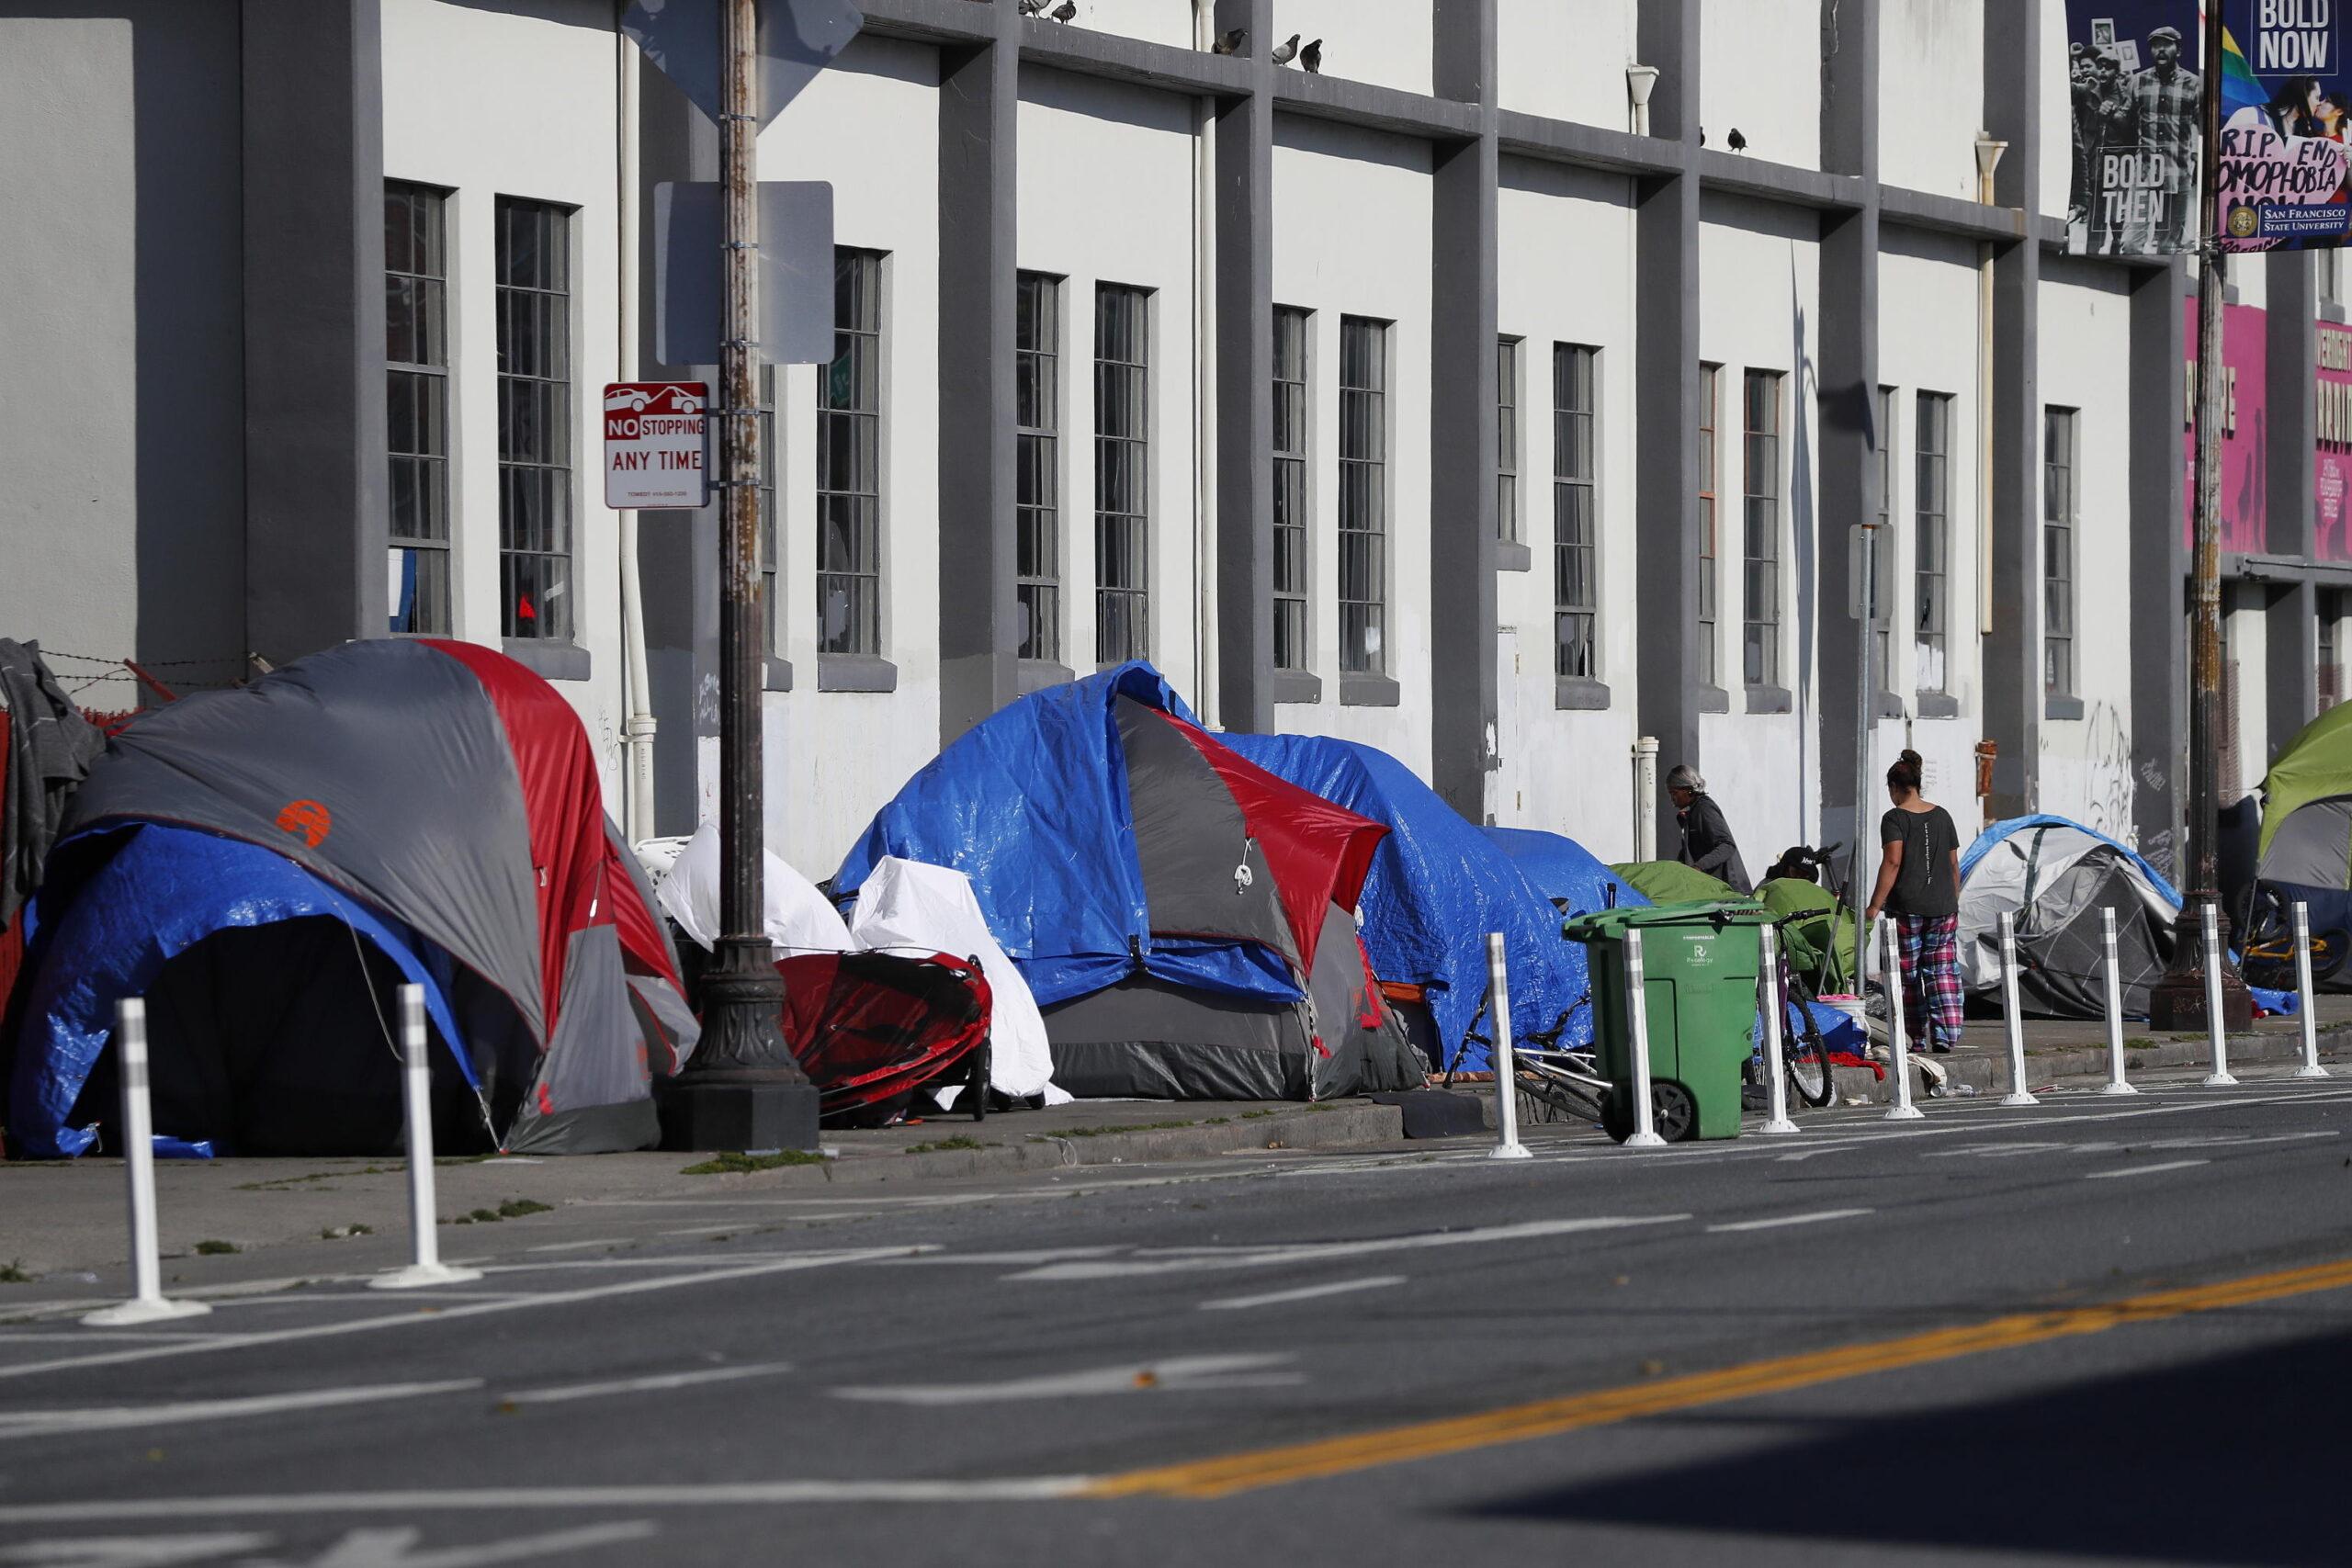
8;824;474;1159
831;663;1301;1009
1215;735;1601;1071
1962;814;2184;906
1483;827;1649;919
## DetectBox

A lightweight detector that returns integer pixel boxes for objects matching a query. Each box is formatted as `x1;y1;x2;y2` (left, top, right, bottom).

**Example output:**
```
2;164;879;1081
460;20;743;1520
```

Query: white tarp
652;821;854;956
849;856;1067;1105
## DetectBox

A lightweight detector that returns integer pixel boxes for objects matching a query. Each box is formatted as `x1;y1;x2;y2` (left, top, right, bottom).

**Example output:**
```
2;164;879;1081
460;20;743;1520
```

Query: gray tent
1044;902;1426;1100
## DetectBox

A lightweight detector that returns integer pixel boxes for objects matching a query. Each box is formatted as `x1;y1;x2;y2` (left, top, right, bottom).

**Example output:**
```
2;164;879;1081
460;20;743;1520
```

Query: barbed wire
29;649;246;671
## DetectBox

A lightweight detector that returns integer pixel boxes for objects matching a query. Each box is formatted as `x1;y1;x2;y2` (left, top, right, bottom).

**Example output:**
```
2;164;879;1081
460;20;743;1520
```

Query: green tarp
1608;860;1736;907
1611;862;1856;990
2260;699;2352;862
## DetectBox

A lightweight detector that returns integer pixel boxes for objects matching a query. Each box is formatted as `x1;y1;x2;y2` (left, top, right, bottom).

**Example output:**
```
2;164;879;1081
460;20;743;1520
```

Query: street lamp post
2151;1;2253;1032
659;0;820;1150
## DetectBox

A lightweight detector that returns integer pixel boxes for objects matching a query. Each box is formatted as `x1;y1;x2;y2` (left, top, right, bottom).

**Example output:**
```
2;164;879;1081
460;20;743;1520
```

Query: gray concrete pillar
2131;260;2189;880
1215;0;1276;733
1981;0;2041;819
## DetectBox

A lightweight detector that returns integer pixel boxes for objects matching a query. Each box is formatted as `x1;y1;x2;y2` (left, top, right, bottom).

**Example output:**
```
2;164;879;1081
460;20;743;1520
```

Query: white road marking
0;1480;1092;1525
0;1532;271;1565
2084;1159;2211;1179
0;1248;930;1385
0;1380;480;1441
1704;1208;1874;1234
526;1238;631;1253
501;1363;794;1406
1011;1215;1689;1281
0;1332;242;1344
1199;1276;1405;1311
833;1354;1296;1405
303;1521;654;1567
879;1247;1125;1266
1773;1145;1860;1162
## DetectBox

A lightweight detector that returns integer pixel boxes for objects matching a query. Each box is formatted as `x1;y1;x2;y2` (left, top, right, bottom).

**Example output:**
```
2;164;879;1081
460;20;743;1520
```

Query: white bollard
1622;929;1668;1148
2200;903;2237;1088
84;999;211;1328
1881;919;1925;1121
1757;923;1800;1134
371;985;483;1291
1997;911;2036;1107
1485;932;1532;1161
2293;900;2330;1080
2098;907;2140;1096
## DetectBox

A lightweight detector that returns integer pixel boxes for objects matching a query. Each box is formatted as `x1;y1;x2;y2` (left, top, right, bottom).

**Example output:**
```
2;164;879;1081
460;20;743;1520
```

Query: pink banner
2184;299;2271;555
2322;321;2352;560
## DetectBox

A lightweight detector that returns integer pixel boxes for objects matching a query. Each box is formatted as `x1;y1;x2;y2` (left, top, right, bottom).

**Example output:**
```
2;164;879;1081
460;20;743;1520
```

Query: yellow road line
1082;1255;2352;1499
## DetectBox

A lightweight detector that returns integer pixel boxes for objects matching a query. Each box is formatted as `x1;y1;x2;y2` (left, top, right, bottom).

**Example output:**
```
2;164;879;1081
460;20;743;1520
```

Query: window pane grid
1339;316;1387;676
1743;370;1782;687
1498;336;1521;546
386;183;450;636
1095;284;1151;664
2043;406;2077;699
1273;306;1311;671
819;249;884;657
1017;273;1062;664
1917;391;1952;694
1555;344;1600;681
496;197;571;641
1697;363;1719;686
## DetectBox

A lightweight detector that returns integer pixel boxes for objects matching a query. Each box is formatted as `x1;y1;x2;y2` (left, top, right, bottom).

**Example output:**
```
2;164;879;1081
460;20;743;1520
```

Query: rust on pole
2152;0;2252;1031
657;0;820;1150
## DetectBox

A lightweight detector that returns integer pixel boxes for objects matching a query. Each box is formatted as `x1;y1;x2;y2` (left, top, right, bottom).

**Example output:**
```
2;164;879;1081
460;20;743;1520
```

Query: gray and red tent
5;639;696;1158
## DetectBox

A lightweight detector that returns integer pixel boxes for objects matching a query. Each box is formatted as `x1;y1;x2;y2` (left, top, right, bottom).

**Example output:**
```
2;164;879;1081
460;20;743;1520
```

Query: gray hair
1666;763;1704;793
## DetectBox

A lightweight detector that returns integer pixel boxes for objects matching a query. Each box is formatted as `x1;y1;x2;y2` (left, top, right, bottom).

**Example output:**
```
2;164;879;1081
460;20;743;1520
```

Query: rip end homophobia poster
2217;1;2352;250
2064;4;2205;255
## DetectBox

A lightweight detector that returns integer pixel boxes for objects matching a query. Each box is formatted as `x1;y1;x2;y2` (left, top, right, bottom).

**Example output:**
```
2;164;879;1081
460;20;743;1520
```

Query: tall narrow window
1872;386;1896;680
2322;590;2343;711
1273;306;1311;671
1555;344;1600;681
1095;283;1151;663
1916;391;1953;694
387;182;451;636
1697;363;1720;687
1016;272;1062;664
757;365;779;657
1339;316;1389;675
496;197;573;642
1498;336;1522;546
2043;406;2078;701
819;248;884;658
1742;369;1783;687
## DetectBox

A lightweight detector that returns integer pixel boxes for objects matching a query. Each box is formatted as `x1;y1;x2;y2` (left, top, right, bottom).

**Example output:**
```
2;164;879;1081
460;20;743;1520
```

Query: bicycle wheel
1778;965;1838;1108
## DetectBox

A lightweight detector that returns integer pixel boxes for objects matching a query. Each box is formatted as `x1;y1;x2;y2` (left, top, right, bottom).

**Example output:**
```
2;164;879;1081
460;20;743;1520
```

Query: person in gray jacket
1667;763;1751;894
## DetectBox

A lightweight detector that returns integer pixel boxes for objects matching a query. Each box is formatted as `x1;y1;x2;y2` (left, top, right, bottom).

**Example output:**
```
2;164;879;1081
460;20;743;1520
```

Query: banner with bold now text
2063;1;2205;254
2217;1;2352;250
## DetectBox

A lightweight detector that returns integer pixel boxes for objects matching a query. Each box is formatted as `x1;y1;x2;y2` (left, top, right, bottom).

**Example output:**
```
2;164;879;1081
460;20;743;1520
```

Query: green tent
1609;860;1736;906
1756;876;1857;990
2258;699;2352;864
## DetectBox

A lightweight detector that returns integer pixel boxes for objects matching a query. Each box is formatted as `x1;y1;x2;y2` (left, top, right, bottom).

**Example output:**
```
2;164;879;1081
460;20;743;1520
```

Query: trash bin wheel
1600;1081;1700;1144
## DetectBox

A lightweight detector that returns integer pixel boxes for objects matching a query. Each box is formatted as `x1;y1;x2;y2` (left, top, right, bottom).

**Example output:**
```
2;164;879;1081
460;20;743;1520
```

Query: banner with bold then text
2064;2;2205;254
2217;1;2352;249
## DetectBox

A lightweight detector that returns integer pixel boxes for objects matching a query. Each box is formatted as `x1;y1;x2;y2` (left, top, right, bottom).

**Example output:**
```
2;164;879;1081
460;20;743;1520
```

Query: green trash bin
1563;899;1775;1143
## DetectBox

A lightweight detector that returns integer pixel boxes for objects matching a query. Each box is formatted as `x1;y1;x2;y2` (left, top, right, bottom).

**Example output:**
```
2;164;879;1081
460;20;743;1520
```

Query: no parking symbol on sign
604;381;709;509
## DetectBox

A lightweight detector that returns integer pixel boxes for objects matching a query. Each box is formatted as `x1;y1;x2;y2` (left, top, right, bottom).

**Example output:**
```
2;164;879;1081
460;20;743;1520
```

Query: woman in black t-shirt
1863;750;1964;1053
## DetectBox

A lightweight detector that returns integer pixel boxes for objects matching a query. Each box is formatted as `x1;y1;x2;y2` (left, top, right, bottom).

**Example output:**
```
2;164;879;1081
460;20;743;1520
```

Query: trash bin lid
1563;897;1773;942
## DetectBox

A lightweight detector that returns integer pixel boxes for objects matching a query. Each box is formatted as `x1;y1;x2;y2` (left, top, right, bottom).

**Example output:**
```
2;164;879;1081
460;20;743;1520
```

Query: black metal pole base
657;935;819;1152
2147;899;2256;1032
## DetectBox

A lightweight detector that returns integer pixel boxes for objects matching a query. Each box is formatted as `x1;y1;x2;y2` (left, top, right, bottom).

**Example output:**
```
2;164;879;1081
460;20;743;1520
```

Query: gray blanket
1;638;106;931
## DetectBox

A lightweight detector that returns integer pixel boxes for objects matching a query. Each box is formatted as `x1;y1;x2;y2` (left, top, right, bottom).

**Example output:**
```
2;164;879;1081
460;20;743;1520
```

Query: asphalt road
4;1069;2351;1566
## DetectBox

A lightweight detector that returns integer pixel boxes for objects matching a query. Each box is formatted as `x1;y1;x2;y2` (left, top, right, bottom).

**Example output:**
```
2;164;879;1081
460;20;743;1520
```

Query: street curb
700;1101;1408;1191
1835;1022;2352;1103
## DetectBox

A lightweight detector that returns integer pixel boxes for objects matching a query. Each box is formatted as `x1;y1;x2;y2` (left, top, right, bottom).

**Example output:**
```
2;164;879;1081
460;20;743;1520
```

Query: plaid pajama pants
1894;913;1964;1048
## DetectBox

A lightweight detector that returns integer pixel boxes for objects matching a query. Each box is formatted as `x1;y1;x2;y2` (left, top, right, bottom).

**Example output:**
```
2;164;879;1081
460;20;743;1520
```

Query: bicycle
2239;884;2350;991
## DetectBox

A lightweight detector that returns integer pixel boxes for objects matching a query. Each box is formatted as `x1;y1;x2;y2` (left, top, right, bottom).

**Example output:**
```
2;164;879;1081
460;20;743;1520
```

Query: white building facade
5;0;2331;889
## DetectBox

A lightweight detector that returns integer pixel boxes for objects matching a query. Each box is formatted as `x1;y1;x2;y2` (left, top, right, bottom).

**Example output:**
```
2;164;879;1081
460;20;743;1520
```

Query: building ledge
764;657;793;693
1555;676;1611;711
1917;691;1962;719
1018;658;1074;695
1696;682;1730;715
1496;541;1532;573
502;638;590;682
1274;669;1324;705
2045;694;2086;721
1744;682;1793;716
818;654;899;694
1340;671;1400;708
